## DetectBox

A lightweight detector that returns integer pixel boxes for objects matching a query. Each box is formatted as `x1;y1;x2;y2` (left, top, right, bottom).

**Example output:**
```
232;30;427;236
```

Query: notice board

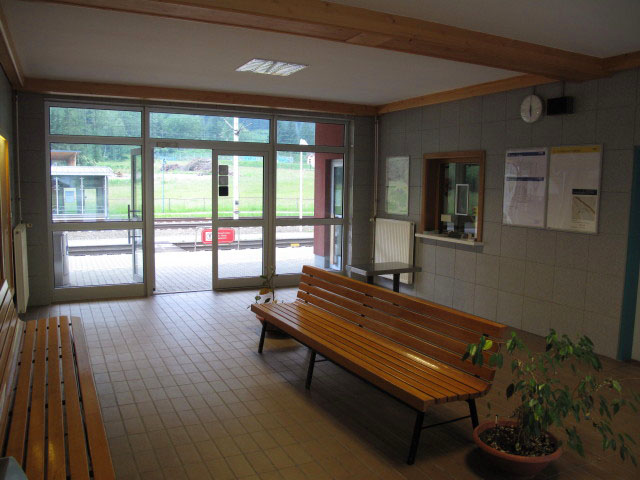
502;148;548;228
546;145;602;233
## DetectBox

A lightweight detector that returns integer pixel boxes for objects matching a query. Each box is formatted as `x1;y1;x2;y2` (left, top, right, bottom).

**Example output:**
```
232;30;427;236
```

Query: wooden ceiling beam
0;2;23;87
29;0;606;81
21;77;378;116
377;74;556;114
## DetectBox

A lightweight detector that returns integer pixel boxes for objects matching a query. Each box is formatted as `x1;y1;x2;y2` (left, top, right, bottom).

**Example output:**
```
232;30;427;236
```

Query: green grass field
92;163;316;219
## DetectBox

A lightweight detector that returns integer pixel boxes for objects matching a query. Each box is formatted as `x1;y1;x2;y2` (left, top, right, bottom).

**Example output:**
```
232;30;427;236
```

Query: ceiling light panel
236;58;308;76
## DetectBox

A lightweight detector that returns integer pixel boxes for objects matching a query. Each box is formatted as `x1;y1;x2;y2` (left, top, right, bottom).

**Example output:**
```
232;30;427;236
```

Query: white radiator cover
374;218;415;284
13;224;29;313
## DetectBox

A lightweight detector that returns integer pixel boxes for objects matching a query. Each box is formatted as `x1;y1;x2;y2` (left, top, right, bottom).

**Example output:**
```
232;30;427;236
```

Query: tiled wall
347;116;375;266
17;93;50;306
370;68;640;358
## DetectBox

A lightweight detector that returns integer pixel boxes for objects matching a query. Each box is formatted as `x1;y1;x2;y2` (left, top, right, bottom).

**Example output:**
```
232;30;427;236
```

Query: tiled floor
25;290;640;479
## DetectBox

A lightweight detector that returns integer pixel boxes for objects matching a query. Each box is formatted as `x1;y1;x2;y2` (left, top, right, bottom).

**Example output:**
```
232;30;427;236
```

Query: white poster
502;148;548;227
547;145;602;233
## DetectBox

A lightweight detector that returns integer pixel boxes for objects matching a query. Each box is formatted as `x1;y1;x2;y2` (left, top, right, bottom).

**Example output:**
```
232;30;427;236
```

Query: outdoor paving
67;247;315;293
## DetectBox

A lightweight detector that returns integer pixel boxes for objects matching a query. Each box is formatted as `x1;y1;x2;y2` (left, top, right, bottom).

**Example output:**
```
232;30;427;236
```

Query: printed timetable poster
502;148;548;228
547;145;602;234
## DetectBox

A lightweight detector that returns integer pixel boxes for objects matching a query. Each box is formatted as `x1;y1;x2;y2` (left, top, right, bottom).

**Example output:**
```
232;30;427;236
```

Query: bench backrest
0;281;23;446
298;266;507;382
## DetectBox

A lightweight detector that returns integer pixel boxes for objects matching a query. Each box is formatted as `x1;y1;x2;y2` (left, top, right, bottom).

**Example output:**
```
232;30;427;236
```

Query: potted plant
463;330;640;477
251;266;287;335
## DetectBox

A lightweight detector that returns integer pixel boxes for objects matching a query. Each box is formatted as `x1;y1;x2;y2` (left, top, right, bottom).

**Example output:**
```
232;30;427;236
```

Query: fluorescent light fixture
236;58;308;76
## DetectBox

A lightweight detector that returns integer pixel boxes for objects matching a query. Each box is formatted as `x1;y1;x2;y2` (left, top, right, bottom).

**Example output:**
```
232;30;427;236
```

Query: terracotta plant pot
473;420;562;478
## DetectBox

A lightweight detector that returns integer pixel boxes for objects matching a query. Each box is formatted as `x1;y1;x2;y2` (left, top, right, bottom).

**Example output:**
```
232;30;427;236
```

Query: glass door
152;147;213;293
213;152;268;288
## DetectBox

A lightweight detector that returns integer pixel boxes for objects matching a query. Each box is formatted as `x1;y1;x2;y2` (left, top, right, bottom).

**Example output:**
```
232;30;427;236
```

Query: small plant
464;330;640;464
253;266;277;305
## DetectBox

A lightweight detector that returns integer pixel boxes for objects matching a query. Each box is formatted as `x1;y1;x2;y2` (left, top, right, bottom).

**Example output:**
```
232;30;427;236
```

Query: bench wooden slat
299;280;493;366
274;303;468;402
26;319;47;480
255;304;437;410
47;317;66;480
291;301;489;394
59;317;90;480
300;273;499;351
71;317;116;480
5;319;36;463
298;289;495;381
303;265;505;338
0;286;23;442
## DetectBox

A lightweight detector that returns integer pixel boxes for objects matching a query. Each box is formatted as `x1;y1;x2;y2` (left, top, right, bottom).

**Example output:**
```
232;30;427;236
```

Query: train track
68;237;314;255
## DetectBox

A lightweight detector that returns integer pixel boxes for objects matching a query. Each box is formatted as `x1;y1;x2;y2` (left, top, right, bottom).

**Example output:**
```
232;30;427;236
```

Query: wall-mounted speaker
546;96;574;115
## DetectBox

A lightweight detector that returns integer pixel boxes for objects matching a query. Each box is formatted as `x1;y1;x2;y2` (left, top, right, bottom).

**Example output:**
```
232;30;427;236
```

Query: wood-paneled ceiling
1;0;639;115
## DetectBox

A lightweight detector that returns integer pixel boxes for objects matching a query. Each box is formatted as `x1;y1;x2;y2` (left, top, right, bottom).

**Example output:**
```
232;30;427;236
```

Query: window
421;151;485;242
150;112;269;143
50;144;142;222
386;156;409;215
276;152;343;218
53;229;143;287
49;107;141;137
276;120;344;147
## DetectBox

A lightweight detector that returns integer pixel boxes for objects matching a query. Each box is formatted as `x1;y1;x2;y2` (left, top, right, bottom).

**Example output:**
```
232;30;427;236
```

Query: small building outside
51;150;114;220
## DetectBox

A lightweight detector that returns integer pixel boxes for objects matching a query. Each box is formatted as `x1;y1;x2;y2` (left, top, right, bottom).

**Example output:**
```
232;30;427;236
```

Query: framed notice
546;145;602;233
502;148;548;228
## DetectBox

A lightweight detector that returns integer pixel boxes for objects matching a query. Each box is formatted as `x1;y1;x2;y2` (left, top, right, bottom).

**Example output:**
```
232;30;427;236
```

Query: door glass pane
49;107;141;137
51;144;142;222
131;150;143;220
154;148;212;293
275;225;342;274
218;227;263;279
150;113;269;143
276;152;343;218
53;229;143;287
217;155;263;219
276;120;344;146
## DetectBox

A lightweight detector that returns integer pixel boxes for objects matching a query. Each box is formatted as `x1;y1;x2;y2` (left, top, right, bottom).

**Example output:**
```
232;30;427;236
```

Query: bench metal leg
305;350;317;389
467;399;478;428
407;411;425;465
258;322;267;354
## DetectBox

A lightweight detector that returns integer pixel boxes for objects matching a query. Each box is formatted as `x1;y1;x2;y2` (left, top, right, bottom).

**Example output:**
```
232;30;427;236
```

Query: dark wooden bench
252;265;507;464
0;280;115;479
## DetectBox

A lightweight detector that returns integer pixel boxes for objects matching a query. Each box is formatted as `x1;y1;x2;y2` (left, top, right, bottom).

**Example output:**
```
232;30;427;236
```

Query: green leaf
611;379;622;393
483;339;493;351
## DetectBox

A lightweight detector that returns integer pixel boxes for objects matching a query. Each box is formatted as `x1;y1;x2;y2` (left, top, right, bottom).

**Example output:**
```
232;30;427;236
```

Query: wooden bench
252;265;507;464
0;280;115;479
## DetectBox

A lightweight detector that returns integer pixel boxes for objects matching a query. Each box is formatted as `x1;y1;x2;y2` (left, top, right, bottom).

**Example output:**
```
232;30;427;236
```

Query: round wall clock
520;94;543;123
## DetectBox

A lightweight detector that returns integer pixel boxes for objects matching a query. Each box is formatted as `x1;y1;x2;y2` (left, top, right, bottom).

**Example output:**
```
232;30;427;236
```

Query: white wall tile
553;267;586;309
473;285;498;321
497;291;523;328
522;298;553;337
498;257;525;295
524;262;555;301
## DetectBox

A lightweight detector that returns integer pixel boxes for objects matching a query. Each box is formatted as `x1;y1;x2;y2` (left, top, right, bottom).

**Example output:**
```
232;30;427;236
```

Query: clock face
520;95;543;123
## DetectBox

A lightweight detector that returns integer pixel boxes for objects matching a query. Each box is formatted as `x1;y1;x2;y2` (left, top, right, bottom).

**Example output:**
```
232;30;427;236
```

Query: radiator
13;224;29;313
374;218;415;284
